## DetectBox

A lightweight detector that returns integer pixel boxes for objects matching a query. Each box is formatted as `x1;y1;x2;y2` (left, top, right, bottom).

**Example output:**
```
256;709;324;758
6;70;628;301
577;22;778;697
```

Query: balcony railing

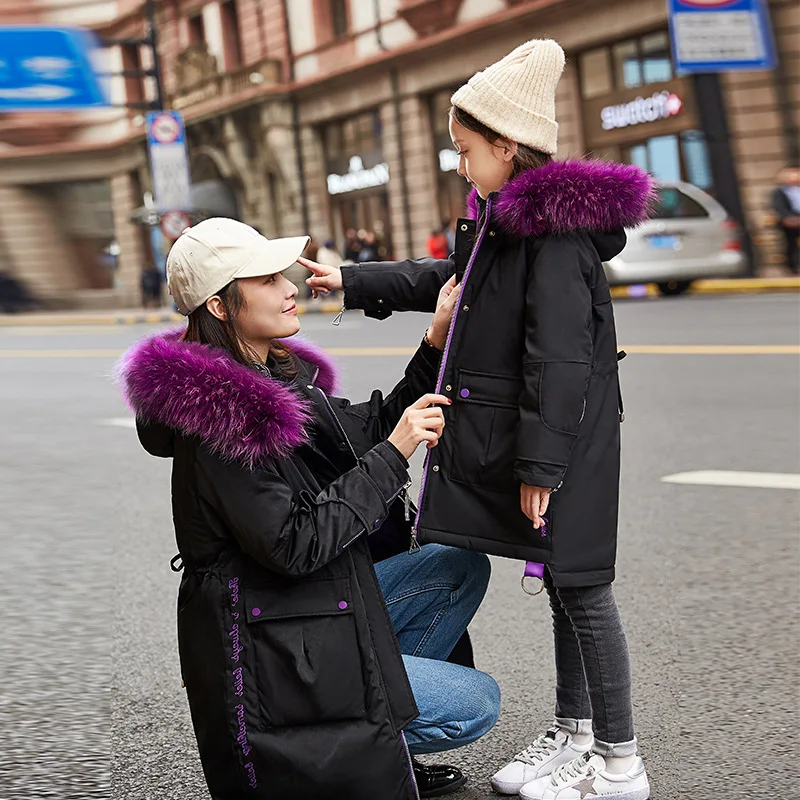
170;45;282;111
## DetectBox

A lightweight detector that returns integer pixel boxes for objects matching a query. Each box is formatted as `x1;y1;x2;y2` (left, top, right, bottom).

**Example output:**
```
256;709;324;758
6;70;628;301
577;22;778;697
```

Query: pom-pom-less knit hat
451;39;566;155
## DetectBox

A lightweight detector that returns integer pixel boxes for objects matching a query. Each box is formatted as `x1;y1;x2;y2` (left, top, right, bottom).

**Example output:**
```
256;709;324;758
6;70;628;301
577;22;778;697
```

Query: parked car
603;180;748;296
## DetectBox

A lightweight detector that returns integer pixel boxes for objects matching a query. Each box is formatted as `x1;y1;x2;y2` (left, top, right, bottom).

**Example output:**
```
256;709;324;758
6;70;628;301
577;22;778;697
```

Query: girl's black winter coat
341;160;655;587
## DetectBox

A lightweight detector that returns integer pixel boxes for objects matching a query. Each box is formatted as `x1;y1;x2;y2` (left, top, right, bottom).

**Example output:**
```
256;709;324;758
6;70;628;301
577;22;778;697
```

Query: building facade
1;0;797;309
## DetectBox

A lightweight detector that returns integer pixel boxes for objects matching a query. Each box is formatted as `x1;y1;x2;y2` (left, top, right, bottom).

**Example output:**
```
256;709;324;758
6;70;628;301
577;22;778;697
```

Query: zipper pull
332;299;345;327
408;532;421;554
403;480;412;521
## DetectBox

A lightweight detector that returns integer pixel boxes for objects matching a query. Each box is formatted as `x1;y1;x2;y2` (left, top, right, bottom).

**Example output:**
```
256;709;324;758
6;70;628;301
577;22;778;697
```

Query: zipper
332;296;345;326
410;196;495;545
401;732;421;800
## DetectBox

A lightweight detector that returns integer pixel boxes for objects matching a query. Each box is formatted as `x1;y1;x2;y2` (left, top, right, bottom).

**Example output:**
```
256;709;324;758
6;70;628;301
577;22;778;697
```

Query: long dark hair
183;280;297;377
449;106;552;178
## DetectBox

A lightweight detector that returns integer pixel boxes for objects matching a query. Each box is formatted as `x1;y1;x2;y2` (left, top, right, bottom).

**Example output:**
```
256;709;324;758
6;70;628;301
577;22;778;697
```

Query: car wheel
657;280;692;296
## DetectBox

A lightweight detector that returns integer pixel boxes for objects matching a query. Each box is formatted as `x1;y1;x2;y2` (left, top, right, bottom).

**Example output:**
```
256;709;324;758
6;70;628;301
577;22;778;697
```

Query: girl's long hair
182;280;297;377
449;106;552;177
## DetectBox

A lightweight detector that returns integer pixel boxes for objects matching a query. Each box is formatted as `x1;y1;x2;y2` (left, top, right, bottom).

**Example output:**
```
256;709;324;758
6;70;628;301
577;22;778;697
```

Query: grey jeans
544;569;638;758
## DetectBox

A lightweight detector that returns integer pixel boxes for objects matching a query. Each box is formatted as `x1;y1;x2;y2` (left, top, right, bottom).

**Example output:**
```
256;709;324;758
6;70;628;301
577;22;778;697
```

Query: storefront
322;110;392;258
430;88;469;226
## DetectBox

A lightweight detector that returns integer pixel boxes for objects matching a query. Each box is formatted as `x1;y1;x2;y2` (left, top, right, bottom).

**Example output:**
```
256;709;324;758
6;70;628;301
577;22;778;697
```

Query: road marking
0;345;798;358
662;471;800;490
101;418;137;429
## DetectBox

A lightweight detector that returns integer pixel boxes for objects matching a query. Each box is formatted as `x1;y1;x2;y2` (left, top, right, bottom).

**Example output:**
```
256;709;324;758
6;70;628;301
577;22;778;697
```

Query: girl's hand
299;257;343;297
426;276;461;350
521;484;552;529
388;394;451;460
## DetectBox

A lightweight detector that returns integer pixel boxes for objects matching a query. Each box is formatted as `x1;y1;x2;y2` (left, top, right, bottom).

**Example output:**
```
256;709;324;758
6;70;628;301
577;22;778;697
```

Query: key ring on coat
522;561;545;595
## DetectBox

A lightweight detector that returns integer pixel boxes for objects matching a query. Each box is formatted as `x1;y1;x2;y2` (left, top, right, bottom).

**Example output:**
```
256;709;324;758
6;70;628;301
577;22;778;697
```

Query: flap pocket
457;369;523;410
245;577;352;622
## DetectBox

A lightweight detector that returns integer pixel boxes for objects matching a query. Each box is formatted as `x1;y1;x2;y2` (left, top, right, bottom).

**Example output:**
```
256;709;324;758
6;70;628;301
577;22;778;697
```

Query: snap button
462;304;469;311
306;385;314;390
432;465;439;472
460;223;468;231
251;607;261;617
460;388;470;398
445;384;452;392
489;230;496;237
338;600;348;610
378;299;383;304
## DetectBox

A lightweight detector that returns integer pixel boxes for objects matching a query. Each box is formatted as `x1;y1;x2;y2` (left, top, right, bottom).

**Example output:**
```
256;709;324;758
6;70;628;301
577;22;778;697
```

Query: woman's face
230;272;300;348
448;114;515;199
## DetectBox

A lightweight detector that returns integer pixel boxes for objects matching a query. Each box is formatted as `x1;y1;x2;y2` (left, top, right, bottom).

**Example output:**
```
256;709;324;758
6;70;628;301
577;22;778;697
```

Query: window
121;43;143;106
221;0;242;69
680;131;712;190
579;48;613;99
325;111;382;164
623;131;713;192
331;0;349;39
188;13;205;45
652;187;709;219
580;31;675;97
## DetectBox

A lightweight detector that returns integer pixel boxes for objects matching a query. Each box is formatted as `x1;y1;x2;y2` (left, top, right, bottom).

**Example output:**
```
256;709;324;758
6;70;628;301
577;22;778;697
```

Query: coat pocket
245;577;367;727
449;370;522;492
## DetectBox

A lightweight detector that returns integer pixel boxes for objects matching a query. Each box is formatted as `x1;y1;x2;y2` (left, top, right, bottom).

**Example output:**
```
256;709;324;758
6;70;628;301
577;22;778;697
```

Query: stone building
0;0;797;309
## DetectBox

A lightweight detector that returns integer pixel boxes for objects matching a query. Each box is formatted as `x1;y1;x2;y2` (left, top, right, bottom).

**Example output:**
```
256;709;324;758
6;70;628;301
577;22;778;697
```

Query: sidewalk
0;278;796;326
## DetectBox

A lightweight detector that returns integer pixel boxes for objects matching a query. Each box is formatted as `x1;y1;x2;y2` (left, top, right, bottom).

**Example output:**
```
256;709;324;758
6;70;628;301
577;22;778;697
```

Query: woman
117;218;500;800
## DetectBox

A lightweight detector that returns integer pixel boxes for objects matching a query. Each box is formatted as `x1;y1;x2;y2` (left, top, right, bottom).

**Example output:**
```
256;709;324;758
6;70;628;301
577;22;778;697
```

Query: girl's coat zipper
409;196;495;552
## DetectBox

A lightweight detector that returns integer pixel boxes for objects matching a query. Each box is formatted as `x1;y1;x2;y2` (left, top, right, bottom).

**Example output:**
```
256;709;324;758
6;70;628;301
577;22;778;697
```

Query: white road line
662;471;800;490
101;418;137;429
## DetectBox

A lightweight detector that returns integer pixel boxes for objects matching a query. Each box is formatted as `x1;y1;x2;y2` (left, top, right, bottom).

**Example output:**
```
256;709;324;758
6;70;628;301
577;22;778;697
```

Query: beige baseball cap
166;218;309;315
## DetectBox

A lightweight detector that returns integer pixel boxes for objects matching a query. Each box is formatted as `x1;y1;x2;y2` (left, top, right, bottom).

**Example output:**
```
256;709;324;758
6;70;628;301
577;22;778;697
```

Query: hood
116;328;338;469
466;159;656;239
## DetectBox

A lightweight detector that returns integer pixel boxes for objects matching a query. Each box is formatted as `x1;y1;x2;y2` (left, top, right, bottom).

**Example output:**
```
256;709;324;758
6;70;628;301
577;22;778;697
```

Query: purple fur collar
116;328;338;468
466;160;656;238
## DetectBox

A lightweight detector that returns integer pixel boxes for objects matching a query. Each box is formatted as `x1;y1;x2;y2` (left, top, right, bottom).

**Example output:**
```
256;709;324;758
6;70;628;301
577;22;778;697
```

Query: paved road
0;294;798;799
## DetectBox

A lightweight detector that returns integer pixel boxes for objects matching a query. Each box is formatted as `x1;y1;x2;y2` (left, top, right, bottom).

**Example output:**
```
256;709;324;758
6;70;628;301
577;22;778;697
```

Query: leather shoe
412;757;467;798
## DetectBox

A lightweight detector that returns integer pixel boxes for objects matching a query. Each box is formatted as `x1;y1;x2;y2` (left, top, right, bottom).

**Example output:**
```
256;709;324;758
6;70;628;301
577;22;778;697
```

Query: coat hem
417;526;552;564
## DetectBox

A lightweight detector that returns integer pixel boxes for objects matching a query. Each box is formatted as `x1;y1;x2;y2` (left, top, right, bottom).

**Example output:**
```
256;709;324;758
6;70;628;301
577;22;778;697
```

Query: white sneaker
521;751;650;800
490;726;593;795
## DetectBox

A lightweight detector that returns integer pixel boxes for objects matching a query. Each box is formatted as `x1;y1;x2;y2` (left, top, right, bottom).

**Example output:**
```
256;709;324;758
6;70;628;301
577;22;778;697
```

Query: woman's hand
299;257;343;297
425;276;461;350
388;394;451;460
521;484;552;529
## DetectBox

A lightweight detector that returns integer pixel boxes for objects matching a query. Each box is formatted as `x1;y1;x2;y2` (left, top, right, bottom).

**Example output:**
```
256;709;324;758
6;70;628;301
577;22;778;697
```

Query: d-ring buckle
521;574;544;596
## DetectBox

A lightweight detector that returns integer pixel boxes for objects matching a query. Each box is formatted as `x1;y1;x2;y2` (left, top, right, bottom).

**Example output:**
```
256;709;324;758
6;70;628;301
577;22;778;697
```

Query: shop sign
601;90;683;131
327;156;389;195
438;148;460;173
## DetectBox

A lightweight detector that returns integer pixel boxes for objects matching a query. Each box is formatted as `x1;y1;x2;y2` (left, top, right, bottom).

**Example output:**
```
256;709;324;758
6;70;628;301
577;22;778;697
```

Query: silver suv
603;181;748;296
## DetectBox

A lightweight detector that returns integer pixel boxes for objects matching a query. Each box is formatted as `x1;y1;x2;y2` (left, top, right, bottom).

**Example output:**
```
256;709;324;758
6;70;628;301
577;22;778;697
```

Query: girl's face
448;114;516;199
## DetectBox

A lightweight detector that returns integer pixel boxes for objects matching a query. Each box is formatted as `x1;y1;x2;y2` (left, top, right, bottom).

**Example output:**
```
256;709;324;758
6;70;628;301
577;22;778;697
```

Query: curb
0;280;796;326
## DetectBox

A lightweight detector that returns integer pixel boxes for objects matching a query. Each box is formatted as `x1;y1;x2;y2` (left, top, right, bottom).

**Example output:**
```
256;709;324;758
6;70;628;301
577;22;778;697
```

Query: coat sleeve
515;236;593;489
196;441;410;577
334;338;441;443
341;257;454;319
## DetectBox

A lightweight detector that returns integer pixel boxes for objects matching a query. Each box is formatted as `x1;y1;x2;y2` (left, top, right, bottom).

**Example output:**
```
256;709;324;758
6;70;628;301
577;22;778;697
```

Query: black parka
118;331;443;800
341;160;654;587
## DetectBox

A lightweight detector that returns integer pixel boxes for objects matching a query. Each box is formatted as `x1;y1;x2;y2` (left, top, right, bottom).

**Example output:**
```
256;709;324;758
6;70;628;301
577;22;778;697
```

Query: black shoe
412;757;467;798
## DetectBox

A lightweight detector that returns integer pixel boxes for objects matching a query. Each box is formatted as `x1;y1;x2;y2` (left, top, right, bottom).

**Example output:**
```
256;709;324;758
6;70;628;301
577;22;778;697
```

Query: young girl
302;39;655;800
116;218;501;799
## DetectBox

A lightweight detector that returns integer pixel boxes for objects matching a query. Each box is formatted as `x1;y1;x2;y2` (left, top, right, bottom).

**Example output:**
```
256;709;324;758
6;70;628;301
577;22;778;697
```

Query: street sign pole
145;0;164;111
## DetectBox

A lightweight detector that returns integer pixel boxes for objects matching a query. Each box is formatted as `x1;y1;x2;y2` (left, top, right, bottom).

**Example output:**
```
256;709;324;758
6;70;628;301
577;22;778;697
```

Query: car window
652;187;709;219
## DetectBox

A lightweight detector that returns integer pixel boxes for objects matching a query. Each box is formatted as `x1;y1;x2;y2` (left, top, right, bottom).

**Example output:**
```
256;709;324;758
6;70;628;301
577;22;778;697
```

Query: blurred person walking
770;166;800;273
357;230;380;262
427;226;450;259
117;219;499;800
316;238;343;269
301;39;655;800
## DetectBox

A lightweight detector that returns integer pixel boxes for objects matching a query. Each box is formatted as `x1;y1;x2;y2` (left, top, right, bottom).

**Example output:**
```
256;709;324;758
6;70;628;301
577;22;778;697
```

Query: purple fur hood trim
466;160;657;238
115;328;339;468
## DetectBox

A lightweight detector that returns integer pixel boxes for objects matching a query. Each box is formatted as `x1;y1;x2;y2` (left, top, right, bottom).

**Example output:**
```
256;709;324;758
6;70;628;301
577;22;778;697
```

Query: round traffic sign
150;112;181;144
161;210;191;240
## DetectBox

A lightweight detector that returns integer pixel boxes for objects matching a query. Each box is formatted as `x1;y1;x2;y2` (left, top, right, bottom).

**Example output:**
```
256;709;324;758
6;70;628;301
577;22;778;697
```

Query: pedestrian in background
770;166;800;273
301;39;655;800
316;238;343;269
117;219;499;799
427;226;449;259
344;227;361;262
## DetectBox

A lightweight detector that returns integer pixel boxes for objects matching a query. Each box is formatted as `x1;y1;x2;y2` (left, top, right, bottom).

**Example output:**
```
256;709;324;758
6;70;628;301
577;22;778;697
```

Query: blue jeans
374;544;501;755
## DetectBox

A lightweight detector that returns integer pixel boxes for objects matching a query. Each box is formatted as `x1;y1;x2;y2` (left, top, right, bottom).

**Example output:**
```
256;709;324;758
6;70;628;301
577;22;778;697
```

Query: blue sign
668;0;776;73
0;26;109;111
147;111;193;213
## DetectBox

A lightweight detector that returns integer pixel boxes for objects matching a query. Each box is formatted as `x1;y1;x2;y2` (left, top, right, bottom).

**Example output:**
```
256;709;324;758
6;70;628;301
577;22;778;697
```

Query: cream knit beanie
451;39;565;155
